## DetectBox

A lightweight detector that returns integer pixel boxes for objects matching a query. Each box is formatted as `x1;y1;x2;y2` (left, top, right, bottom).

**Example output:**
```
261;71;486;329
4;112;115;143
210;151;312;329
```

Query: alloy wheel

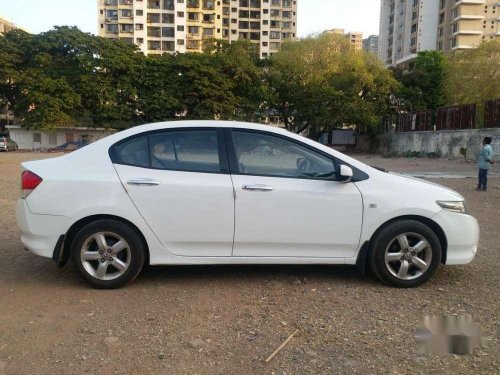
384;232;433;281
80;232;131;280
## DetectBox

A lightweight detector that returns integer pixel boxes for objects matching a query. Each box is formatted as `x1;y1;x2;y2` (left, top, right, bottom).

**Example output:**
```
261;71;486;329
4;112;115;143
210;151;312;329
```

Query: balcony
120;24;134;33
148;27;162;38
147;1;161;9
203;0;215;10
187;40;201;49
147;15;161;23
187;0;200;7
148;41;162;51
163;0;175;10
118;0;133;5
202;15;216;23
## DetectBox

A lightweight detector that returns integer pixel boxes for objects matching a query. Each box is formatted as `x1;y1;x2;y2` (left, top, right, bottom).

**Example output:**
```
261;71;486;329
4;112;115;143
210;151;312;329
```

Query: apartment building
437;0;499;53
97;0;297;58
325;28;364;51
379;0;500;68
0;16;18;36
379;0;440;67
362;34;379;55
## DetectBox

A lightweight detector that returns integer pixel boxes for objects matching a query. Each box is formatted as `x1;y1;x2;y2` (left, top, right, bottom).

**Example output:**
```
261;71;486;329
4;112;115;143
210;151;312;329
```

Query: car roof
119;120;291;137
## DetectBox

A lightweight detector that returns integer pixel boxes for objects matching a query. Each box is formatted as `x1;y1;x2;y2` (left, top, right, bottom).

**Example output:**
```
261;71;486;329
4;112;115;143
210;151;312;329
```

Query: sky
0;0;381;38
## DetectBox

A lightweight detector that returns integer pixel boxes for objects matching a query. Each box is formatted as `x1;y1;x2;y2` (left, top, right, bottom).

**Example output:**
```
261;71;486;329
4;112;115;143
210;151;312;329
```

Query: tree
1;26;144;130
445;40;500;126
393;50;447;112
265;33;398;135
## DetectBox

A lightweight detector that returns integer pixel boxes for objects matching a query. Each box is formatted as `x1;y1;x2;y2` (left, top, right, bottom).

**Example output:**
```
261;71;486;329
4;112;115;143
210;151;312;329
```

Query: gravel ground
0;152;499;375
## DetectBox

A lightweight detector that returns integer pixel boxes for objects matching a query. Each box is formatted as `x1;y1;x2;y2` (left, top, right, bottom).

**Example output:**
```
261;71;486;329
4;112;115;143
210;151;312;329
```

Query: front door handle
242;184;274;192
127;178;160;186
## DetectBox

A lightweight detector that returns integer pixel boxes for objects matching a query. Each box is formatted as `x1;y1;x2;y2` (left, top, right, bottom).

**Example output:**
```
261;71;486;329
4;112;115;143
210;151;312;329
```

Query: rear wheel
71;219;145;289
369;220;442;288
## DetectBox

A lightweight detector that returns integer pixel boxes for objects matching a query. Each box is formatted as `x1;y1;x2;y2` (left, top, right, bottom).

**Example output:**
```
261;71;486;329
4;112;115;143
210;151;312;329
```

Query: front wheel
369;220;442;288
71;219;146;289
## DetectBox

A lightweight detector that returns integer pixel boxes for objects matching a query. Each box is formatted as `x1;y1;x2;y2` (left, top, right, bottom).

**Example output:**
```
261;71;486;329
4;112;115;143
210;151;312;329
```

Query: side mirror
339;165;353;183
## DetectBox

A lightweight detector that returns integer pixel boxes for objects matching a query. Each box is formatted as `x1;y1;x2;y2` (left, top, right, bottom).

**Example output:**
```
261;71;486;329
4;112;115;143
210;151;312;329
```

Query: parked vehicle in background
16;121;479;289
48;141;89;153
0;137;18;151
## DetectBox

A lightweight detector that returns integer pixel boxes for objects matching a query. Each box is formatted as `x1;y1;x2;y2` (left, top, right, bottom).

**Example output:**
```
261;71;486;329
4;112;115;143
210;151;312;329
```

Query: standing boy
476;137;494;191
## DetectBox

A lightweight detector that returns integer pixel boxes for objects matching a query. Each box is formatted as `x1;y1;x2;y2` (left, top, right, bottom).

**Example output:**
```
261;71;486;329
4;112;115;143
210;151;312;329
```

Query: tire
70;219;146;289
369;220;442;288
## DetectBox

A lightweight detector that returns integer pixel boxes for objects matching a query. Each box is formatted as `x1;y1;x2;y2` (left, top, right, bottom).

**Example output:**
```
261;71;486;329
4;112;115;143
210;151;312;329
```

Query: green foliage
445;40;500;126
0;28;266;130
264;33;398;134
0;28;396;133
393;51;447;112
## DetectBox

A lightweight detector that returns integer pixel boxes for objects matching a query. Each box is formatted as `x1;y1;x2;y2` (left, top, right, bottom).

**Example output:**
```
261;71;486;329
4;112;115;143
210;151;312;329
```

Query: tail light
21;171;43;199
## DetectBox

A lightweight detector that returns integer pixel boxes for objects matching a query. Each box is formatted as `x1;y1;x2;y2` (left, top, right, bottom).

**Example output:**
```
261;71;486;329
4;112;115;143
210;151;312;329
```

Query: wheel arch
357;215;448;273
59;214;151;267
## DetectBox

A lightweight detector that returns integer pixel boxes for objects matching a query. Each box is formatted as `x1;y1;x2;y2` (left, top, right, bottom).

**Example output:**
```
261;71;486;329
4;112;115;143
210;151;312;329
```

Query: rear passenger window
150;130;220;173
111;135;149;168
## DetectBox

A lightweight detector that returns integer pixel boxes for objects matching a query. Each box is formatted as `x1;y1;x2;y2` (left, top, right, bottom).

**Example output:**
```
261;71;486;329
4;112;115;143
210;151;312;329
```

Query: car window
232;131;336;180
150;130;220;173
111;135;149;168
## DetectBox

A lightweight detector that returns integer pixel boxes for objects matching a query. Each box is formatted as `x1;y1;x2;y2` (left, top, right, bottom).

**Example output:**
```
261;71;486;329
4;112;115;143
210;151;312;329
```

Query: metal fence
384;103;479;133
485;99;500;128
436;104;476;131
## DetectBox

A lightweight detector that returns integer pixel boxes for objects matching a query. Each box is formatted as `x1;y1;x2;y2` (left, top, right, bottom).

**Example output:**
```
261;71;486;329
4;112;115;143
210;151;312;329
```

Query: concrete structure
358;128;500;159
379;0;440;68
437;0;500;53
363;34;379;54
0;105;20;132
0;16;17;35
379;0;500;68
7;126;116;150
326;28;364;51
97;0;297;58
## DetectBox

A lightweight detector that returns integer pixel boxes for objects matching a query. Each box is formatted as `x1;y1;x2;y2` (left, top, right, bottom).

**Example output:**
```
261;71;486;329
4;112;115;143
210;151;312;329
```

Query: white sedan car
16;121;479;289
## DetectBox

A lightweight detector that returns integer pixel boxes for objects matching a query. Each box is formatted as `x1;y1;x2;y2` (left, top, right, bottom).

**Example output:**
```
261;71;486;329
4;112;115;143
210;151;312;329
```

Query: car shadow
137;264;378;288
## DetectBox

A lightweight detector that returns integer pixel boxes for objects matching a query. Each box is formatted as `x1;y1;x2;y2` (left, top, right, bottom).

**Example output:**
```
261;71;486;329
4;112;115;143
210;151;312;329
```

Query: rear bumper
433;210;480;265
16;199;72;259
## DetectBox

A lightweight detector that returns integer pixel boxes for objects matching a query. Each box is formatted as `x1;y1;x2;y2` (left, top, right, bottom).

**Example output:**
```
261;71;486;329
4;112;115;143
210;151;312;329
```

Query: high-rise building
379;0;500;68
97;0;297;58
0;16;19;36
437;0;499;53
325;28;364;51
362;34;379;55
379;0;440;68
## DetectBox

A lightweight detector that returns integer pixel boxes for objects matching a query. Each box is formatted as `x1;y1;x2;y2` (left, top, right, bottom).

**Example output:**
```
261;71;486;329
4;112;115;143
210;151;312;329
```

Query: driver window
232;131;336;180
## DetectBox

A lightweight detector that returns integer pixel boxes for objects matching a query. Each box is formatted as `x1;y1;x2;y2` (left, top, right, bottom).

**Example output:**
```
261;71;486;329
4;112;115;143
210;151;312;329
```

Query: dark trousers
478;169;488;190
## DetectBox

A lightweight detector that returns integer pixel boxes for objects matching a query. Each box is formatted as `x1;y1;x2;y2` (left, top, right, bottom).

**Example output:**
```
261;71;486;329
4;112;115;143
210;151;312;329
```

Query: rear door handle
127;178;160;186
242;184;274;192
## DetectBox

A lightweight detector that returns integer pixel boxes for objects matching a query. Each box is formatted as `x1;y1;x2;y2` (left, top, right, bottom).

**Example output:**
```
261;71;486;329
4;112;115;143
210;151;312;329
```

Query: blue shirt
477;144;493;170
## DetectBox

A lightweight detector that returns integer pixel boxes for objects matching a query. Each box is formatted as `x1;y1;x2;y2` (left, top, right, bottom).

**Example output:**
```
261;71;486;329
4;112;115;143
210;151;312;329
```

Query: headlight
437;201;466;214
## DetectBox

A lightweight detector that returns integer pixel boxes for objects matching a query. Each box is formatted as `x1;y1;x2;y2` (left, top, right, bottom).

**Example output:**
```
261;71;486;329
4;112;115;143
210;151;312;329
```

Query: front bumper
16;199;72;259
433;210;480;265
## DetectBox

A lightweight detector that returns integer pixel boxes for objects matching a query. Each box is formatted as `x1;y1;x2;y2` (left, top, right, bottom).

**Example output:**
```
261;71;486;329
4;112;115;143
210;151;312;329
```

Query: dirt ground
0;152;499;375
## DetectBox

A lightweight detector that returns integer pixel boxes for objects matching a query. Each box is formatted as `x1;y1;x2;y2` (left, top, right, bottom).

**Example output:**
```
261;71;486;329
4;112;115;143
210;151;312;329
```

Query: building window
49;134;57;145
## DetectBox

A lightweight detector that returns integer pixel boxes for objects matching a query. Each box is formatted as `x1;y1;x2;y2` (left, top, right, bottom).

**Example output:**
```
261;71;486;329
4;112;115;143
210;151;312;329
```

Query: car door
111;128;234;257
228;129;363;258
